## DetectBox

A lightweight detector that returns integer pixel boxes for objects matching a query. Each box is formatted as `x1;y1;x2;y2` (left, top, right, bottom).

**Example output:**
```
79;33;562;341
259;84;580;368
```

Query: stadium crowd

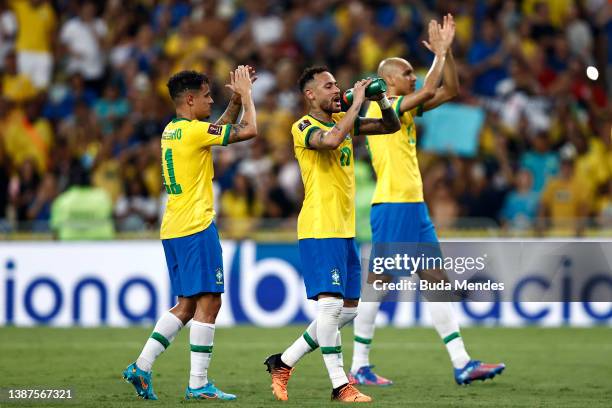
0;0;610;239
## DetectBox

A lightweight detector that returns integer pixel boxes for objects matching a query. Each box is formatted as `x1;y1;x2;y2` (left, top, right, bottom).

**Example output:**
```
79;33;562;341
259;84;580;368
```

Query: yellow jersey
160;118;231;239
540;176;589;228
366;96;424;203
292;113;357;239
12;0;56;53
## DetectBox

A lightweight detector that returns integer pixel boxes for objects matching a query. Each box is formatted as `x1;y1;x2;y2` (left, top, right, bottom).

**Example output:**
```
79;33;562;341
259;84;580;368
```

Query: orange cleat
264;353;294;401
331;383;372;403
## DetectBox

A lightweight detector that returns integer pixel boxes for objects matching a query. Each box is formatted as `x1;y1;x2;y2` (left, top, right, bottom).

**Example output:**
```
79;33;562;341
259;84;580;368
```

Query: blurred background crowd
0;0;610;240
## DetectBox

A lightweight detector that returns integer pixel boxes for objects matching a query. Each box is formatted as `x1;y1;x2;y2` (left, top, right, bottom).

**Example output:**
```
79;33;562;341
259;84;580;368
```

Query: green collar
171;117;191;123
308;114;335;127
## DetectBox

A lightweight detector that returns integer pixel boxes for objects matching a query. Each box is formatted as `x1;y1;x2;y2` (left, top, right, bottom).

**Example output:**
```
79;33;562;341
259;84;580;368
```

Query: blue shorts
370;202;441;274
371;202;439;243
298;238;362;300
162;222;224;297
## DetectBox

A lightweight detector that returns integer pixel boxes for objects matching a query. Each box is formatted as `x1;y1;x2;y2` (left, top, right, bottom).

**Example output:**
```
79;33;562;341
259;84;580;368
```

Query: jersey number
339;146;351;167
162;148;182;195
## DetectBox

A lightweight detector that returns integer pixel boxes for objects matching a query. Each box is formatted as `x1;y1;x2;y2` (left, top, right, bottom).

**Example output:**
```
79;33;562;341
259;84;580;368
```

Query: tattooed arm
307;78;372;150
215;65;257;126
215;94;242;126
354;100;401;135
225;66;257;144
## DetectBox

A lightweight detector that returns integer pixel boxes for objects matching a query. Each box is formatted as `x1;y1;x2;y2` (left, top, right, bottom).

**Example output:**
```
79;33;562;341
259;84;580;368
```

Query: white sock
189;321;215;389
281;320;317;367
281;306;357;368
136;311;183;372
317;297;347;389
351;301;380;373
429;302;470;368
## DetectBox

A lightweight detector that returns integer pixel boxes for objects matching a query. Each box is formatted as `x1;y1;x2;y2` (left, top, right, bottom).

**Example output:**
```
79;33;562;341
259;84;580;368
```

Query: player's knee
317;296;343;319
194;294;222;323
171;299;196;324
344;299;359;308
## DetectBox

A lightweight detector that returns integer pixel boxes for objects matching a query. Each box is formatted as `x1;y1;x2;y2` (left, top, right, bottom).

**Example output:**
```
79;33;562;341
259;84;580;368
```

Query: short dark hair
166;70;209;101
298;66;329;92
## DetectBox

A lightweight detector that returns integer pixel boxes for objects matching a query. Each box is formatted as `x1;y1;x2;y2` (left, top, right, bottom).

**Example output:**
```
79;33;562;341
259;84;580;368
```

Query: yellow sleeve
191;121;232;148
332;111;359;137
403;96;424;118
293;118;321;149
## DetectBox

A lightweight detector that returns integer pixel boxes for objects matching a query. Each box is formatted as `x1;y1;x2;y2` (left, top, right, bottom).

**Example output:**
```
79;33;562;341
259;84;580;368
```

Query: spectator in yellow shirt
220;173;263;239
11;0;56;89
1;50;36;103
4;96;52;173
538;154;589;235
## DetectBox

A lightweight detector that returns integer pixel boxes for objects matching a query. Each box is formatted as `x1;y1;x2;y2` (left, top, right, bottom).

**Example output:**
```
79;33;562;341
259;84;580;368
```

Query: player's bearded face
312;73;341;113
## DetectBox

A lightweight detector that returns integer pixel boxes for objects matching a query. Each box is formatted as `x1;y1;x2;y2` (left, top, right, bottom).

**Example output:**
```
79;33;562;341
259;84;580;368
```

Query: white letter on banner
239;241;301;326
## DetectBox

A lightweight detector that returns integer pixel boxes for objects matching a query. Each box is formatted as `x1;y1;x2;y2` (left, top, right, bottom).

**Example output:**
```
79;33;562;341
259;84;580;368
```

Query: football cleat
348;366;393;386
331;383;372;402
454;360;506;385
264;353;293;401
122;362;158;400
185;382;237;401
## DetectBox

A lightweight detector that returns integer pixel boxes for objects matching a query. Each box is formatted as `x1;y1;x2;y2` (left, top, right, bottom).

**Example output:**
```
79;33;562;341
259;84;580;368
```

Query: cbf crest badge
215;268;224;285
331;268;341;286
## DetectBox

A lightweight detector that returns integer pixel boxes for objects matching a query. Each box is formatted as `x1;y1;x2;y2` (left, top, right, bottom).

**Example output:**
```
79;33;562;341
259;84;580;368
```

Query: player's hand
440;13;455;50
422;19;445;55
352;78;372;105
226;65;257;99
232;65;253;97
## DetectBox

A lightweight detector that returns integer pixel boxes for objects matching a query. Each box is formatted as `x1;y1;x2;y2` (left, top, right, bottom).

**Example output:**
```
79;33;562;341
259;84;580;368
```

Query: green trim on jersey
394;96;404;117
171;117;190;123
222;124;231;146
415;104;424;117
308;114;335;127
305;126;321;148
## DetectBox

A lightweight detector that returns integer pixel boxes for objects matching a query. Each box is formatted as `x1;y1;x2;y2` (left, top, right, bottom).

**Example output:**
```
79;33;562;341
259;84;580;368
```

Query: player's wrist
376;95;391;110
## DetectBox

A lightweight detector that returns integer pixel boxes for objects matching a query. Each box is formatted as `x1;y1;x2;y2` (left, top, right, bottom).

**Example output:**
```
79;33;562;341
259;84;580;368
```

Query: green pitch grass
0;326;610;407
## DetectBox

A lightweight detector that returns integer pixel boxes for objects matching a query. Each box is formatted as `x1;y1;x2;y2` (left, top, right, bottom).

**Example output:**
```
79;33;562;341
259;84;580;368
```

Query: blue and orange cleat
348;366;393;386
454;360;506;385
185;382;237;401
122;362;158;400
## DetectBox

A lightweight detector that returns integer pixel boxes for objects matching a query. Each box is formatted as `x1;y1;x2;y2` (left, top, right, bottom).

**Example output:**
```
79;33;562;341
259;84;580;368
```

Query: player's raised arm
423;14;459;111
393;18;450;114
215;65;257;126
225;66;257;144
354;91;401;135
308;78;374;150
